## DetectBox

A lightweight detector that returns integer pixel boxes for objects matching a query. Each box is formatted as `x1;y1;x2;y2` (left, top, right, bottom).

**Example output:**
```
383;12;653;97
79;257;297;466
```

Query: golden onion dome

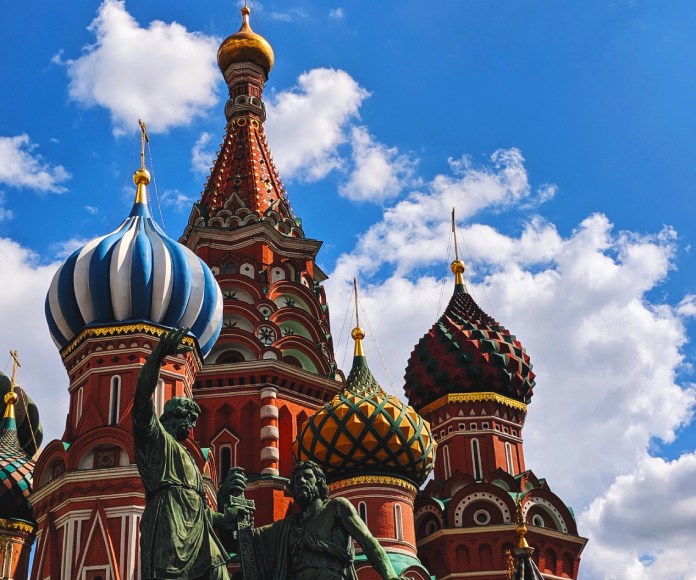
294;327;436;485
217;6;275;76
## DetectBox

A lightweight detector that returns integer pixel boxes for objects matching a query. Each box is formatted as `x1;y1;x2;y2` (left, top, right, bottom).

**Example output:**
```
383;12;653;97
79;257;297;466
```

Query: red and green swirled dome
294;327;435;486
404;261;535;410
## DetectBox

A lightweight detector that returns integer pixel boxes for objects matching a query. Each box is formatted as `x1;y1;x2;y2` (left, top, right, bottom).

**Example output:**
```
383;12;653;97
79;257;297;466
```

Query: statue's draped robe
133;401;228;579
251;507;358;580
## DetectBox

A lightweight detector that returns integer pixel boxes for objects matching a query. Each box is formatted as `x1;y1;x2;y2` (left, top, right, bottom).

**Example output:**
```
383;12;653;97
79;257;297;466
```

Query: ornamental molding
0;518;35;535
420;392;527;416
61;323;200;362
329;476;417;495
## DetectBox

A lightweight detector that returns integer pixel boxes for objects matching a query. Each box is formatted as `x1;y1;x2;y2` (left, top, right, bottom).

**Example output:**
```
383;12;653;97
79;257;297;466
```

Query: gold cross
138;119;150;170
9;350;20;391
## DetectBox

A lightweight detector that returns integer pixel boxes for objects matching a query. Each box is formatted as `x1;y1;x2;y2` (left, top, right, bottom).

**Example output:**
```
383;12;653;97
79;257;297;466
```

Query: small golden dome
351;326;365;341
450;259;466;275
218;6;275;76
133;167;151;186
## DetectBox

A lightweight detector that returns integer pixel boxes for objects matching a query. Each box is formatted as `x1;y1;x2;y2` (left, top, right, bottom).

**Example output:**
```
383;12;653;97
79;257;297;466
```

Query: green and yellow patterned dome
294;326;435;486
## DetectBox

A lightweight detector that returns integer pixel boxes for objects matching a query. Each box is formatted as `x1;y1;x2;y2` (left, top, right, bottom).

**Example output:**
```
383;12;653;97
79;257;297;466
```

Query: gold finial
352;278;365;357
241;3;251;26
4;350;20;419
133;119;151;202
515;493;529;549
450;208;466;286
506;548;516;579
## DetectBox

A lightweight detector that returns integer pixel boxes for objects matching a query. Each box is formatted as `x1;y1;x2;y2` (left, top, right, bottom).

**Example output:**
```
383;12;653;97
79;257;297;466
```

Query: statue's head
288;460;329;504
160;397;200;441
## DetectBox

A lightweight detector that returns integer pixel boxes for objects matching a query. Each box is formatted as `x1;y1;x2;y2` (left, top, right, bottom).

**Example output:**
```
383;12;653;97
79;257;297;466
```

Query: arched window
358;502;368;524
471;438;482;481
109;376;121;425
394;504;404;541
505;442;515;475
153;379;165;417
75;387;84;427
442;445;452;480
219;351;245;364
219;445;232;481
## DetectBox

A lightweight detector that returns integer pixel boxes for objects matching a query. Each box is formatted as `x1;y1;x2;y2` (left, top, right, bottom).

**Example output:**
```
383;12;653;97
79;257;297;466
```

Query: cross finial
138;118;150;171
451;207;459;261
351;278;365;357
353;277;360;328
9;350;20;392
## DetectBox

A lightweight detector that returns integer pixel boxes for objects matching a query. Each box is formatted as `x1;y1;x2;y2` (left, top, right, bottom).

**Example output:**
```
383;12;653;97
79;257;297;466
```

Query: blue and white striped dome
45;170;223;357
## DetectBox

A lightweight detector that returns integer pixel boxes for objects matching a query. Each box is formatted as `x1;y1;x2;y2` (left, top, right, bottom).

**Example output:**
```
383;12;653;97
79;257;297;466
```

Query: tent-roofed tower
403;232;587;578
180;6;342;528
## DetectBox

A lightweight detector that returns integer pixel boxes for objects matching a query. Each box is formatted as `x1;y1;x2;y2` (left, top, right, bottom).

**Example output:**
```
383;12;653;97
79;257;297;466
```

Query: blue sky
1;2;695;577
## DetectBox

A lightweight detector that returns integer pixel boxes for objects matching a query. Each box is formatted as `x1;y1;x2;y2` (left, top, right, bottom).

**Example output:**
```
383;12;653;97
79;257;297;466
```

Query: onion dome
404;259;535;410
0;390;34;521
218;6;274;76
45;158;223;357
294;326;435;486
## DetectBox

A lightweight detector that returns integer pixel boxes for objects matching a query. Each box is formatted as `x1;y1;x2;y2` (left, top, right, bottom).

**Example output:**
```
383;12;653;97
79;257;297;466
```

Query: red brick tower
32;141;223;580
179;6;342;528
404;257;587;578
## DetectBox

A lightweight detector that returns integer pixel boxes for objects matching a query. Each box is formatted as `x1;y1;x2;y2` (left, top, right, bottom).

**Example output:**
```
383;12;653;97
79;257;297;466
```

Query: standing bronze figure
133;328;231;580
221;462;408;580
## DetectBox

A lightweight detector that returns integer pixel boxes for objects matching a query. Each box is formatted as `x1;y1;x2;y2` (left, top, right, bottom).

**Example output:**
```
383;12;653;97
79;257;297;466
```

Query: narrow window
109;376;121;425
442;445;452;480
153;379;165;417
358;501;368;524
471;438;482;480
394;504;403;541
220;446;232;480
75;387;84;427
505;442;515;475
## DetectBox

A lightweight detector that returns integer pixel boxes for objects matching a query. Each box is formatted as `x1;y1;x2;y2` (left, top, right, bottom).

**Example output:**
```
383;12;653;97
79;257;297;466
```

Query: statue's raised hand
153;327;193;362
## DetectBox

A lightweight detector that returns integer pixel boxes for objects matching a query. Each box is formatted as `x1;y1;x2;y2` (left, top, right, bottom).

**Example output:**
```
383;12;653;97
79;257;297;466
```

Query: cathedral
0;7;587;579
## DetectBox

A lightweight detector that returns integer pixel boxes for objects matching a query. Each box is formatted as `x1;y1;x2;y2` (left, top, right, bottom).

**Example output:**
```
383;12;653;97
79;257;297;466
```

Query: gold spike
351;277;365;357
4;350;20;419
133;119;151;203
450;208;466;286
515;493;529;549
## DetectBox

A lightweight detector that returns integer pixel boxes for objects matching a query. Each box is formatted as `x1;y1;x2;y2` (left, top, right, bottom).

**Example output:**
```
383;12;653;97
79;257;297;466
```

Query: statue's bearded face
293;468;319;503
163;408;198;441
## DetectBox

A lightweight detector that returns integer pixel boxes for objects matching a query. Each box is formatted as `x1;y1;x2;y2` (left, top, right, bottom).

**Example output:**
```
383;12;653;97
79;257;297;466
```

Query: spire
3;350;20;420
508;494;545;580
131;119;151;212
351;277;365;358
186;6;297;235
450;208;466;291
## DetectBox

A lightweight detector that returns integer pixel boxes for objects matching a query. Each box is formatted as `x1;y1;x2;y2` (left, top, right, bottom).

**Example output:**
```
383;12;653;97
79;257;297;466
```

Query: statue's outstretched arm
334;498;405;580
134;327;192;421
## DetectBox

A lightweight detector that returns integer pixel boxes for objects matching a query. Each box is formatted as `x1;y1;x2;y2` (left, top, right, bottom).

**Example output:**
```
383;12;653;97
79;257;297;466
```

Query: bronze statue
222;462;407;580
132;327;232;580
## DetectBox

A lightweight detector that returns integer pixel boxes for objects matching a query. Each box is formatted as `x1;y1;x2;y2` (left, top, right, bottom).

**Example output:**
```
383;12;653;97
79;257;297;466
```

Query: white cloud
84;205;98;215
265;68;369;181
191;132;215;175
0;192;13;221
0;239;67;444
161;189;195;213
0;134;70;192
324;149;695;578
339;126;417;202
269;8;308;22
329;8;345;20
677;294;696;318
580;453;696;579
62;0;220;135
50;237;91;260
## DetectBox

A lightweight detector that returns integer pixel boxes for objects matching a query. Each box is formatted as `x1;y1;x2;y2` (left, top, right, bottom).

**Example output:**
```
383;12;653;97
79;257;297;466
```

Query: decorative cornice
61;323;199;361
420;392;527;416
0;518;35;535
329;475;418;495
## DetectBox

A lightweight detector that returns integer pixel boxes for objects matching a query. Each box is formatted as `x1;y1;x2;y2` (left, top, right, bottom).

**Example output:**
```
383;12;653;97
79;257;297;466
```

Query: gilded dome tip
133;167;151;186
217;5;275;76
